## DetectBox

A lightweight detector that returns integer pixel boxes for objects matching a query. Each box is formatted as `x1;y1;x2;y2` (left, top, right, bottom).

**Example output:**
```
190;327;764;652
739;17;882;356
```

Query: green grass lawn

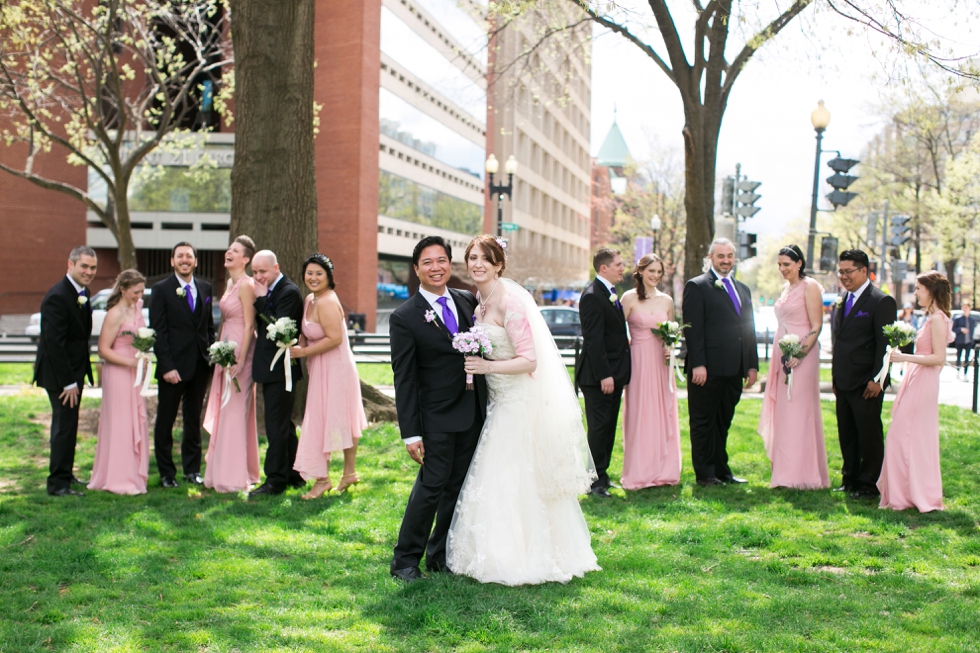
1;389;978;652
0;362;34;385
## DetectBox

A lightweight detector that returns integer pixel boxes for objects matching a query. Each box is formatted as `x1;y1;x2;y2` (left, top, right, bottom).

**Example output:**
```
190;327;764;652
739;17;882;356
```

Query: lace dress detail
446;297;599;586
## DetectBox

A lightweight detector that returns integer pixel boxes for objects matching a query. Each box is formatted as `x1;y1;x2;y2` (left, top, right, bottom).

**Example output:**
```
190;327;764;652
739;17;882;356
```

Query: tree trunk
681;99;722;282
113;185;137;271
228;0;318;284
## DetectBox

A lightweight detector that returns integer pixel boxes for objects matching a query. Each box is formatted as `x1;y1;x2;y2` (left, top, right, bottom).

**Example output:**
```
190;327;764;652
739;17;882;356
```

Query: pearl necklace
479;280;499;317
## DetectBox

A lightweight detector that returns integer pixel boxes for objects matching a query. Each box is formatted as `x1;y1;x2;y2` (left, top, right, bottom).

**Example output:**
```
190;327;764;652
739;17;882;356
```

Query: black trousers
581;384;623;488
261;381;301;490
391;419;482;571
45;386;82;493
154;357;210;479
954;344;973;370
687;375;742;480
836;386;885;493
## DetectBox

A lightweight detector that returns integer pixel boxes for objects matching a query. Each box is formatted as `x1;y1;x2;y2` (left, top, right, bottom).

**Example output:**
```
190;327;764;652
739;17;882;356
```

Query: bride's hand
464;356;491;375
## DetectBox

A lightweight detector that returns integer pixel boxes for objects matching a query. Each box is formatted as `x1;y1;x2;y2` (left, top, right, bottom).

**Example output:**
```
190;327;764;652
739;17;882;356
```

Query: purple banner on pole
634;237;653;263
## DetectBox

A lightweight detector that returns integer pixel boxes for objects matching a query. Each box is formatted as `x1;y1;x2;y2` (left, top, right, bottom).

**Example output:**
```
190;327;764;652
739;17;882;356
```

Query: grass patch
0;363;34;385
357;363;393;386
0;391;978;651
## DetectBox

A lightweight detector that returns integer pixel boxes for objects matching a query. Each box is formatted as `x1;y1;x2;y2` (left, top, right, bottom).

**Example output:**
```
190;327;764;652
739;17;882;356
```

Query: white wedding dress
446;279;600;585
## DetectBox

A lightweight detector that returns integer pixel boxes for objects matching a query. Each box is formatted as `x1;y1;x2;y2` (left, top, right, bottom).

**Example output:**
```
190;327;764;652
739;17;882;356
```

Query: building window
379;170;482;235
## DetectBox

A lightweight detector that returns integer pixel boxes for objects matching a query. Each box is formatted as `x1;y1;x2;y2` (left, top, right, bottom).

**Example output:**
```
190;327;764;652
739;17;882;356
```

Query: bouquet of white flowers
653;321;689;393
122;326;157;396
264;316;299;391
777;333;806;400
452;327;494;389
209;340;240;408
874;321;918;385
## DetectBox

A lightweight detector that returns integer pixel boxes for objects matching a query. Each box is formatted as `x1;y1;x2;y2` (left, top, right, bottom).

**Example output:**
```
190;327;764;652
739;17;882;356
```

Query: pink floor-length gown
88;301;149;495
621;310;682;489
878;312;953;512
294;294;368;480
758;278;829;489
202;277;260;493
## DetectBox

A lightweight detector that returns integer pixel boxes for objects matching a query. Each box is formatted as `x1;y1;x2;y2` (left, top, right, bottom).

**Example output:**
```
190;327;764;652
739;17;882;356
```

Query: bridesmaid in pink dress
878;271;954;512
203;236;260;493
620;253;682;489
291;254;368;500
758;245;829;489
89;270;150;495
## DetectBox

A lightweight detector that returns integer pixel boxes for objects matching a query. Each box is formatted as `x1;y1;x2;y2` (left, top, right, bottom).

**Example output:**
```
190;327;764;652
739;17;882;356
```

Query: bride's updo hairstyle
303;253;336;289
632;253;664;300
916;270;952;317
464;235;507;275
106;269;146;311
777;244;806;278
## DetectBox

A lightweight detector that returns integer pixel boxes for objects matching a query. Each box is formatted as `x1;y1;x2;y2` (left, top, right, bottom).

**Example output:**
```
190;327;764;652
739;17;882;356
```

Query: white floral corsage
424;310;436;323
834;296;844;308
714;279;724;290
609;293;618;304
77;295;88;306
176;287;186;298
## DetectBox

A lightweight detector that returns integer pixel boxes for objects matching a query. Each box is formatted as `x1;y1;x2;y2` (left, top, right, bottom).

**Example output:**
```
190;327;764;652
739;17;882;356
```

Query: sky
587;1;978;237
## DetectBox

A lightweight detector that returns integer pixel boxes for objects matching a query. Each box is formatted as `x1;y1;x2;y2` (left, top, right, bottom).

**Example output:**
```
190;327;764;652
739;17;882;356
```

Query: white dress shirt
711;268;741;308
64;275;86;391
595;275;617;295
846;278;872;306
404;287;460;445
266;272;284;295
176;273;198;305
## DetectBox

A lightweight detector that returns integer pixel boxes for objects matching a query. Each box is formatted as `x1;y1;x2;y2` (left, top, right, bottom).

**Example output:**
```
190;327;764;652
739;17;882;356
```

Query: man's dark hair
412;236;451;267
171;241;197;259
592;247;620;273
838;249;869;269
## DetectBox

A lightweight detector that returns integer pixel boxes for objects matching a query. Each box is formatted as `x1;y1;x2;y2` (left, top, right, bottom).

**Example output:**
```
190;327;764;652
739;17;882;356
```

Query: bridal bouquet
209;340;240;408
653;321;689;393
122;327;156;397
264;316;299;391
452;327;494;390
875;320;918;385
777;333;806;400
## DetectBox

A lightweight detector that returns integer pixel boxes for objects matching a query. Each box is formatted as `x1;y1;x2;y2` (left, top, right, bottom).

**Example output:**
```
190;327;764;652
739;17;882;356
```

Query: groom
389;236;487;582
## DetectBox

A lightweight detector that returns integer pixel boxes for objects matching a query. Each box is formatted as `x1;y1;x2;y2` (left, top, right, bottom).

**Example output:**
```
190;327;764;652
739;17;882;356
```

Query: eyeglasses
837;266;866;277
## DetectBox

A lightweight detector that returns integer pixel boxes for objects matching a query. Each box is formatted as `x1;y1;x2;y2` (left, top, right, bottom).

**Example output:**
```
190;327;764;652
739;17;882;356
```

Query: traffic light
891;260;908;282
720;177;735;215
868;261;878;281
826;156;859;208
890;214;912;247
738;231;758;259
819;236;838;272
735;180;761;218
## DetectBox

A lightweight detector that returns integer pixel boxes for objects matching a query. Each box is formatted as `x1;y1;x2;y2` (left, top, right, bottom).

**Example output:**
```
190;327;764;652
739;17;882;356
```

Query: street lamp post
807;100;831;272
486;154;518;237
650;214;661;254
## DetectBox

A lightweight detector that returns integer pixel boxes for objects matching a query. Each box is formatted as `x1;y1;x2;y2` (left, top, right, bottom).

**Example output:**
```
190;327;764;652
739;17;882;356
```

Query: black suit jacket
252;275;304;385
34;277;94;391
576;278;631;387
831;285;897;392
150;275;215;380
389;288;487;437
682;271;759;377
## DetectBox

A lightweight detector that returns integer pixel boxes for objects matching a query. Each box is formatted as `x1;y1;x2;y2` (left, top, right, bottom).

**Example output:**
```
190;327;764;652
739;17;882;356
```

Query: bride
446;235;600;585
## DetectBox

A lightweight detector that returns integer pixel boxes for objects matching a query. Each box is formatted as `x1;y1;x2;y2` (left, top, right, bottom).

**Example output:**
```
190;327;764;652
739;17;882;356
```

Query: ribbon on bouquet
270;339;297;392
873;346;892;387
786;368;794;401
221;369;233;408
667;347;685;394
133;352;154;397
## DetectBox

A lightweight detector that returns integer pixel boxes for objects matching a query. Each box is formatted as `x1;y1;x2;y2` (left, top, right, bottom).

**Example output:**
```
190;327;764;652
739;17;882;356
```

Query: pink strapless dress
294;294;368;480
758;279;829;489
88;301;149;495
203;277;260;493
878;312;953;512
621;310;681;489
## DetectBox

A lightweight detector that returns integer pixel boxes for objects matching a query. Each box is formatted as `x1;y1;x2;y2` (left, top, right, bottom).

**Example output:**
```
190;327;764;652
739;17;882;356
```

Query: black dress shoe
48;487;84;497
183;473;204;485
832;485;853;493
289;477;307;489
71;475;88;486
248;483;285;498
696;477;725;487
849;489;880;500
721;475;748;484
427;564;455;575
391;566;425;582
590;486;612;497
160;477;179;488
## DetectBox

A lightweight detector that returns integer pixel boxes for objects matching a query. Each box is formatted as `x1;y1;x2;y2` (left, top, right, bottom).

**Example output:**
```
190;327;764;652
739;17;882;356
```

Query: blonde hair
106;269;146;311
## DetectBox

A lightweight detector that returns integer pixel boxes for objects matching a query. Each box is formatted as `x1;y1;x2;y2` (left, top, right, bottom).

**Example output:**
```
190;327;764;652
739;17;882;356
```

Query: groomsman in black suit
683;238;758;486
389;236;487;581
249;250;306;497
35;246;97;496
577;247;630;497
150;242;215;488
831;249;897;498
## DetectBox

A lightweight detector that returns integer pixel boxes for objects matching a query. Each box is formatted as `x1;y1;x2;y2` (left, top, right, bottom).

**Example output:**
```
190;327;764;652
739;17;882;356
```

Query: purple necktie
843;292;854;317
722;277;741;316
436;296;458;335
185;284;195;312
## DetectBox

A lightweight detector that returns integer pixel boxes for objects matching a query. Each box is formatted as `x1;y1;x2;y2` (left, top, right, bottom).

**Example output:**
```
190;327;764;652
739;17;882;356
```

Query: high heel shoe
301;478;332;500
336;473;360;493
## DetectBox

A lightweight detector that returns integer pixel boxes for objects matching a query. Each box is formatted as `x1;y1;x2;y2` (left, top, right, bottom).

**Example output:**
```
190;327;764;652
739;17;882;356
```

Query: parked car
539;306;581;346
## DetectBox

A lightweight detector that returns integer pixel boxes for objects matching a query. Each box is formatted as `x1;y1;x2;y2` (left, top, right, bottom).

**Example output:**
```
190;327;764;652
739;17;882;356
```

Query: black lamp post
486;154;518;237
650;214;661;254
807;100;831;271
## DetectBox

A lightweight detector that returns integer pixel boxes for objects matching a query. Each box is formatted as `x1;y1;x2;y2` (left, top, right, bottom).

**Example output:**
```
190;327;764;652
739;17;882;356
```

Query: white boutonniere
834;296;844;308
77;295;88;306
424;310;436;323
176;287;186;298
714;279;724;290
609;292;618;304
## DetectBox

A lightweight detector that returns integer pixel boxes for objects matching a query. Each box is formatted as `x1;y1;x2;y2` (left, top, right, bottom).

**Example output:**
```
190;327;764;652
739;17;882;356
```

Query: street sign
500;222;520;231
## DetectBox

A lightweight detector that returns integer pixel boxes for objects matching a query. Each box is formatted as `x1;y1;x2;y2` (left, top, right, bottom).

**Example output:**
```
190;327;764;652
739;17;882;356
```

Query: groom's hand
691;366;707;386
600;377;615;394
862;381;882;399
406;441;425;465
744;369;758;389
59;386;80;408
163;370;181;384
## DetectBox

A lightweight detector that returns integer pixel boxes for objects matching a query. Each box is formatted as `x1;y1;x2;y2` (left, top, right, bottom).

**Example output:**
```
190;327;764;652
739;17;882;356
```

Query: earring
494;273;499;279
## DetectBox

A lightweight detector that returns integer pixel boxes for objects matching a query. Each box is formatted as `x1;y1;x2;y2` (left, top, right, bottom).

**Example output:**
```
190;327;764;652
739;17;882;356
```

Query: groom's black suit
34;277;94;493
390;288;487;572
682;270;758;481
831;284;896;493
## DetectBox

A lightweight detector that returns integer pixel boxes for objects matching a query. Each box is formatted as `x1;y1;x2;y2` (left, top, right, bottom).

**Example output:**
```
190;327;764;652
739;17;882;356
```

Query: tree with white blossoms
0;0;232;270
931;133;980;296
